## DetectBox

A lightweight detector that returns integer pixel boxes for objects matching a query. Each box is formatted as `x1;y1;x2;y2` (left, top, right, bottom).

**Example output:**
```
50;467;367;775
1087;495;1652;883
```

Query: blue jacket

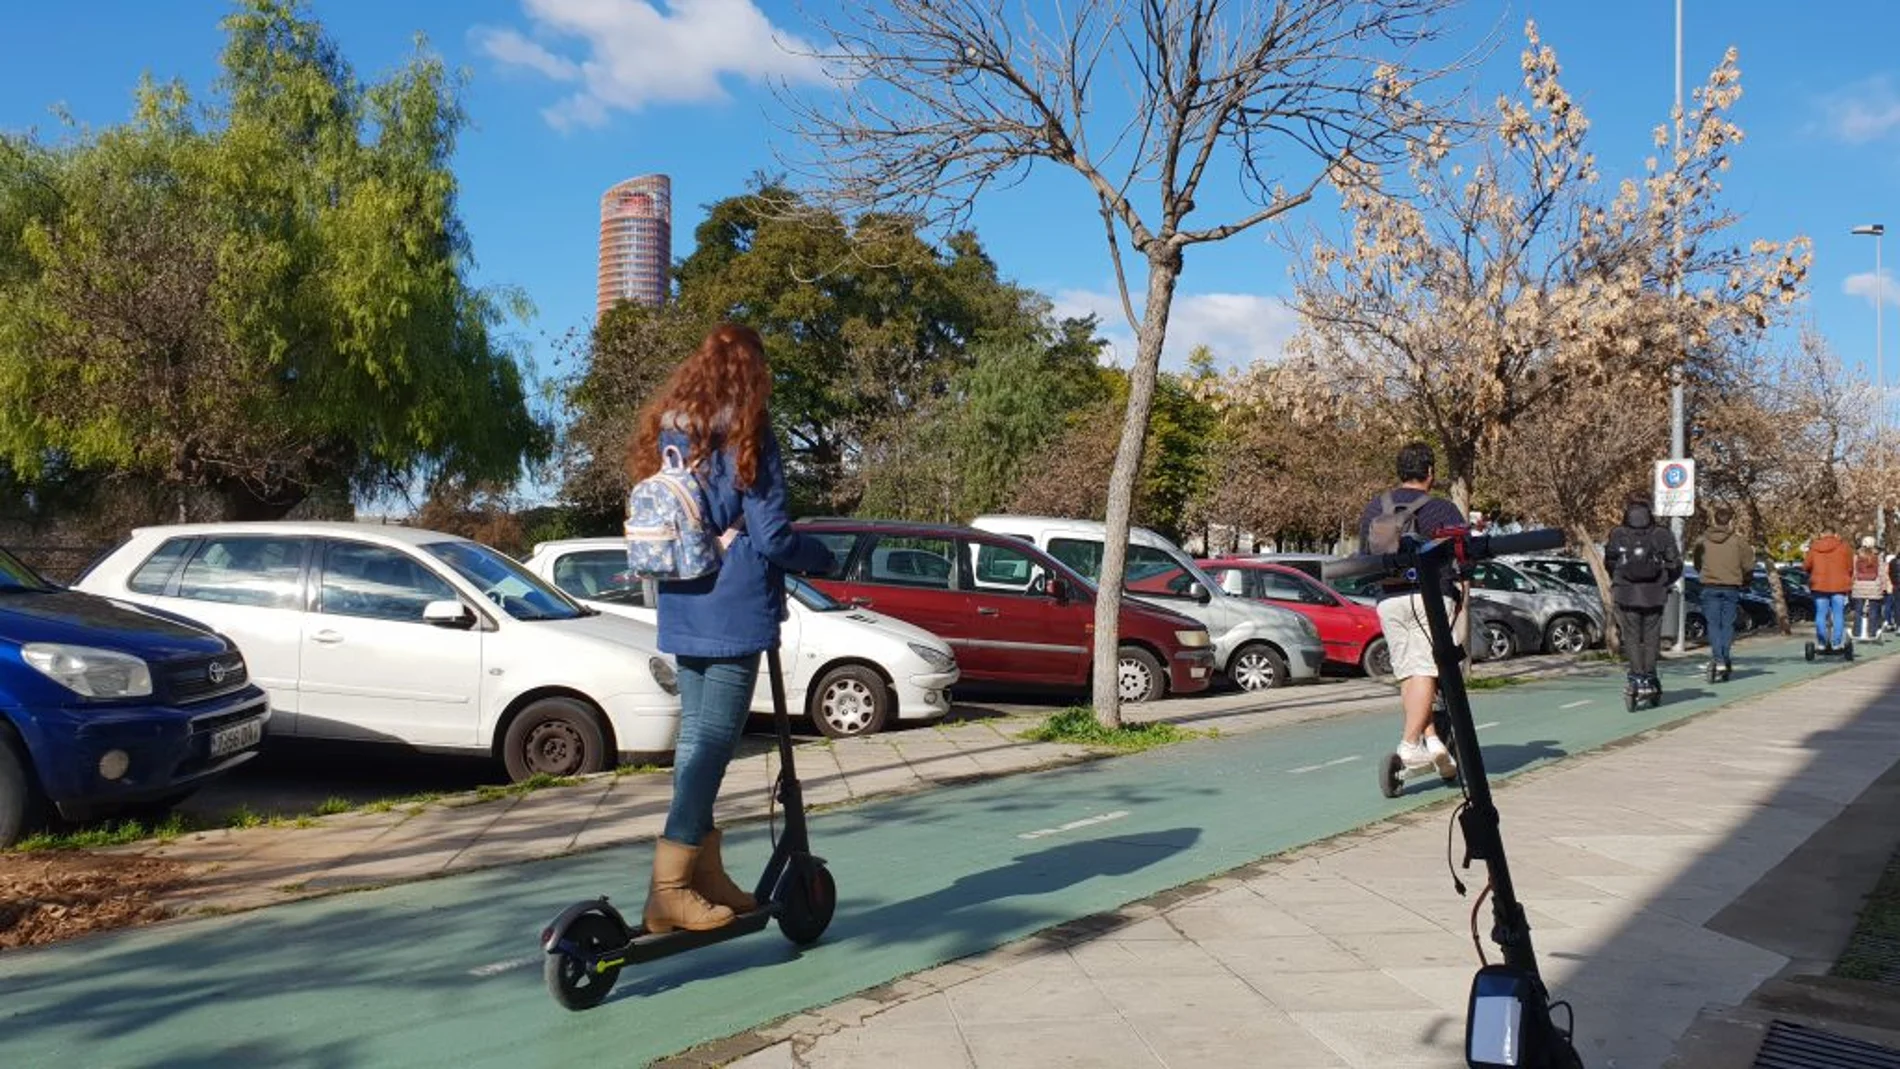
655;427;833;658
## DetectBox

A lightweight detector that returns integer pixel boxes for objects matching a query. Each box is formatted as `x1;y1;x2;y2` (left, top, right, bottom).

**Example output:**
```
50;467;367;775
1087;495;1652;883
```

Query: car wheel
1116;646;1166;704
1687;613;1708;644
1230;642;1289;691
810;665;891;738
502;697;611;782
1482;622;1517;661
0;732;42;848
1360;637;1392;677
1543;616;1589;656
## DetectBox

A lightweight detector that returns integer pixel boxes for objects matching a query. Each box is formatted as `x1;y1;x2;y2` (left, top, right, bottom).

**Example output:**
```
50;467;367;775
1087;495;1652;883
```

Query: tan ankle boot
644;838;734;933
692;828;758;913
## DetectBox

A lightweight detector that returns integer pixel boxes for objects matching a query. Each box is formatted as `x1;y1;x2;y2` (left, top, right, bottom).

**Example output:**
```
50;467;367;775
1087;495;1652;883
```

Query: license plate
209;717;264;757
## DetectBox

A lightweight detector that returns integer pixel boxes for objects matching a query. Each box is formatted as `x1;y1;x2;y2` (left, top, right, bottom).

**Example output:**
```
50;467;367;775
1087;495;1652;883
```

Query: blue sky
2;0;1897;391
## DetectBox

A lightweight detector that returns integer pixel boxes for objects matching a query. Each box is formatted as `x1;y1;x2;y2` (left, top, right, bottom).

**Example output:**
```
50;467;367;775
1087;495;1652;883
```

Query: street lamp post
1855;223;1886;545
1669;0;1689;651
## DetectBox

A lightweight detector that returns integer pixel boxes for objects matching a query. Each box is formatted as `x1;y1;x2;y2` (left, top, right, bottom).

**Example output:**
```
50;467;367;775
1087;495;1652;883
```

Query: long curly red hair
628;323;773;489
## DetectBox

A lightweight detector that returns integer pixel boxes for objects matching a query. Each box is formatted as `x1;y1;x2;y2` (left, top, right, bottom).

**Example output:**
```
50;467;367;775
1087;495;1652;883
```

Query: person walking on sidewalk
630;323;833;934
1358;442;1466;780
1886;548;1900;633
1607;492;1682;700
1805;530;1853;651
1694;505;1751;679
1851;536;1886;641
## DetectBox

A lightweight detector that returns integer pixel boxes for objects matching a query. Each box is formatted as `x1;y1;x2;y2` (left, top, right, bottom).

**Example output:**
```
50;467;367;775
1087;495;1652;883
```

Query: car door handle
976;607;1000;616
310;630;344;645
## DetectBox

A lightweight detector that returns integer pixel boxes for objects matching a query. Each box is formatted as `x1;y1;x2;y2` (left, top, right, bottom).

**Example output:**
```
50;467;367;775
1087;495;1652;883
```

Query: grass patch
1835;850;1900;981
225;805;268;830
1021;706;1205;753
473;773;579;804
10;812;192;852
613;763;665;778
313;796;355;817
1464;675;1526;691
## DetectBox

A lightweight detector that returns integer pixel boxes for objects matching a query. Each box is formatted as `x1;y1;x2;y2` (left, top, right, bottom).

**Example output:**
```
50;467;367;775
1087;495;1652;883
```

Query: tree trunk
1574;522;1619;657
1091;250;1183;729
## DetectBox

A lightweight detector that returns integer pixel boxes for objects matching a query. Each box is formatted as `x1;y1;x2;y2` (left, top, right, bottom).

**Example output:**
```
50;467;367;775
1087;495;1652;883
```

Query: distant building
596;174;671;318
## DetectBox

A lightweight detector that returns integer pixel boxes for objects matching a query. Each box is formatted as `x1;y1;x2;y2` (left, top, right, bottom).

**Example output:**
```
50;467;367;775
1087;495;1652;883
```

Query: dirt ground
0;852;191;949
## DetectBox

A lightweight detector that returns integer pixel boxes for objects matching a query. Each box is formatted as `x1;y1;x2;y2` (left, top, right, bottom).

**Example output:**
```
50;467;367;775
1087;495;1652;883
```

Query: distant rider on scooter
1607;492;1682;706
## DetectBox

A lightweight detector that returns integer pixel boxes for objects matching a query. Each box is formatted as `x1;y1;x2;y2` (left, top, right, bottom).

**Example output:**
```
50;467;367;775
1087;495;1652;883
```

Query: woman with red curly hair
629;323;832;933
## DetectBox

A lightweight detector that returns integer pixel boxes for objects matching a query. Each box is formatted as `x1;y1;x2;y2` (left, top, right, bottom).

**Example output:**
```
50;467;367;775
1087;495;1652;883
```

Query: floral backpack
623;444;723;581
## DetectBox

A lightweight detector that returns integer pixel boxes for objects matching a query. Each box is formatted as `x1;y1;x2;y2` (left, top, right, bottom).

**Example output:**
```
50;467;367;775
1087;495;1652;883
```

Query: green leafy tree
0;0;544;520
671;186;1050;510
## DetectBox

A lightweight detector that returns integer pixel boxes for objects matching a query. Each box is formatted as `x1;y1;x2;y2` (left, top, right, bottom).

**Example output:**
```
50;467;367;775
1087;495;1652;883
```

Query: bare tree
785;0;1461;725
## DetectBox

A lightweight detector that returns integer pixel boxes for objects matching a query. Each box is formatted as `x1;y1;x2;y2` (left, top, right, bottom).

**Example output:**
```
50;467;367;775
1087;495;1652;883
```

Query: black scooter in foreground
1327;528;1585;1068
540;648;837;1011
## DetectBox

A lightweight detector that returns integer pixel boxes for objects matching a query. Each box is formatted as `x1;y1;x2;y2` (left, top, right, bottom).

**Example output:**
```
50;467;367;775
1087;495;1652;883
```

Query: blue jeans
663;653;760;846
1816;593;1849;648
1702;588;1739;666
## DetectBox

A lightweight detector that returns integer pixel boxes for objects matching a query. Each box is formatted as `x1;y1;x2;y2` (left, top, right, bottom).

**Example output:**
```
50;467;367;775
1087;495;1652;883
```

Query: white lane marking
1474;721;1500;731
1289;755;1361;774
1560;699;1591;710
468;956;540;978
1019;810;1131;840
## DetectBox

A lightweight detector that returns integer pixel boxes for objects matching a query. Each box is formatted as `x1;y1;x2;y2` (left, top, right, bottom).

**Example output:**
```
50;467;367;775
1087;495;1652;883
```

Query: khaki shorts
1376;592;1466;680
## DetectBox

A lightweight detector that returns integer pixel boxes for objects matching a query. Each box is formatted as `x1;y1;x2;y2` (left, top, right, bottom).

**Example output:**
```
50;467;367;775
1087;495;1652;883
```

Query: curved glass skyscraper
596;174;670;318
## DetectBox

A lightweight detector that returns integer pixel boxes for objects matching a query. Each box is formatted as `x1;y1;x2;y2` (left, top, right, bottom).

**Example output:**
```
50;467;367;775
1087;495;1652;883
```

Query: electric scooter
1622;672;1661;711
1328;529;1586;1068
1379;691;1460;798
540;647;837;1011
1804;636;1855;663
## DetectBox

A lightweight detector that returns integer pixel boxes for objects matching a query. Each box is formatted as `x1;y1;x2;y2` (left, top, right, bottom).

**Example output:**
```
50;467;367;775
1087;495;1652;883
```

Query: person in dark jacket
628;323;833;934
1607;492;1682;696
1693;505;1750;678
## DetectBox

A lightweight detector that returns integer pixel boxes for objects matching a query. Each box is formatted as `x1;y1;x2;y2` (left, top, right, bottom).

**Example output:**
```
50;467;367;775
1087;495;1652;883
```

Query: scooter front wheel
545;912;626;1011
1378;753;1403;798
778;857;837;947
1805;642;1816;662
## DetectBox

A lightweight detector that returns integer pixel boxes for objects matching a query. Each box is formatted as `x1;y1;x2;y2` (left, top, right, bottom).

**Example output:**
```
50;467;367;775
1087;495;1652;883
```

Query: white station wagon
523;537;960;738
75;523;682;780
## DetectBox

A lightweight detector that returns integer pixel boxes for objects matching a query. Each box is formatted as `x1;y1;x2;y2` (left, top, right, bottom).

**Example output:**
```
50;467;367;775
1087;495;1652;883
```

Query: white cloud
473;0;830;129
1816;75;1900;144
1051;289;1300;371
1846;269;1900;309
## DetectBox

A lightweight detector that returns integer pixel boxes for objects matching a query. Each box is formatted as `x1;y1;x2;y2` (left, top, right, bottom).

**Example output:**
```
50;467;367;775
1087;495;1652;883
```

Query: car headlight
907;642;956;672
1296;614;1319;641
21;643;154;699
647;656;679;696
1175;629;1211;649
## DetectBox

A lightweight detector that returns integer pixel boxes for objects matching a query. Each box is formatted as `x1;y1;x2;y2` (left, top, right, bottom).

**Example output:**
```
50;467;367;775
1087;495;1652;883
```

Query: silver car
1467;560;1603;655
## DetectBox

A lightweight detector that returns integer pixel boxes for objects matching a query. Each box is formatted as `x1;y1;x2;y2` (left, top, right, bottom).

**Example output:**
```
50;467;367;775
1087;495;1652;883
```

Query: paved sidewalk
123;664;1472;916
705;653;1900;1069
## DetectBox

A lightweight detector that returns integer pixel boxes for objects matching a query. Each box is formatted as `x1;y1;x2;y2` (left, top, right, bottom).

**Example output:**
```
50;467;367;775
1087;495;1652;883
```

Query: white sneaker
1424;734;1458;776
1396;739;1435;772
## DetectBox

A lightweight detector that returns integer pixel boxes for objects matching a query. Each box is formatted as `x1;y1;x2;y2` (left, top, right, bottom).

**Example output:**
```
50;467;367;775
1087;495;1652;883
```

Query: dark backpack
1610;527;1663;584
1366;491;1427;555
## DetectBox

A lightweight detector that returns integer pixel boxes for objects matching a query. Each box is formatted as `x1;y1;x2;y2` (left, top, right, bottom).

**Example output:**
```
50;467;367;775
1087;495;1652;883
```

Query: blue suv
0;547;269;846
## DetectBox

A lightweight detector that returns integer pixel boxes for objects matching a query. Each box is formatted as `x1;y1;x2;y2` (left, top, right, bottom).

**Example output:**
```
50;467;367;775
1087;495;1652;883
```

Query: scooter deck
596;908;776;968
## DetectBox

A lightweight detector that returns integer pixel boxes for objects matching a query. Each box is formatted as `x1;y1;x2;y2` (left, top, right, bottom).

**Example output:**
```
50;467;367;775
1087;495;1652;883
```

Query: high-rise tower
596;174;671;318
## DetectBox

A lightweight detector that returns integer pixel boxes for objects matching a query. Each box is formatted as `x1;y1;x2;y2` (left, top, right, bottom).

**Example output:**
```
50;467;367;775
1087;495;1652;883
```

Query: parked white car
522;538;959;738
968;515;1325;689
75;523;681;780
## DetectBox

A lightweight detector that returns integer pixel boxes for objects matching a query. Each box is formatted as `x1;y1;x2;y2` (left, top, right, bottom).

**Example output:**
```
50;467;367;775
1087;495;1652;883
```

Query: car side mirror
423;600;476;629
1189;581;1212;604
1040;576;1069;603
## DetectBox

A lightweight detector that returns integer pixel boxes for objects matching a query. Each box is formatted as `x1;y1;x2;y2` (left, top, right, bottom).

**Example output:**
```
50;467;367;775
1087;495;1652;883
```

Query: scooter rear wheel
777;857;837;947
545;912;625;1011
1805;642;1816;662
1378;753;1403;798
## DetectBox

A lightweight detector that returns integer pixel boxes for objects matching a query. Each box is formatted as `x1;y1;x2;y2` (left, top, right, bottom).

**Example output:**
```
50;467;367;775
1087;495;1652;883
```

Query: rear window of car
867;537;956;588
175;537;306;609
551;549;648;606
128;538;194;594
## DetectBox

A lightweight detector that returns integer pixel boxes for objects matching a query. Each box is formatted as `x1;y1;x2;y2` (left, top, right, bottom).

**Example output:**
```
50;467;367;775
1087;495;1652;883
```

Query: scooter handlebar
1321;528;1567;583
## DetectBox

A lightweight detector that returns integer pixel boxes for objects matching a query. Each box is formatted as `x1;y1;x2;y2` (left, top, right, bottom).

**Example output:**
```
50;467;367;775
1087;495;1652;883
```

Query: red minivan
1198;559;1390;676
797;519;1215;702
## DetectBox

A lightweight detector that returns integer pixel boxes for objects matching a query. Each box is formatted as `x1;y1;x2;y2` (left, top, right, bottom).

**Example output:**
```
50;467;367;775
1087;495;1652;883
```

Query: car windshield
0;548;54;593
1524;571;1576;595
423;542;585;621
788;575;845;611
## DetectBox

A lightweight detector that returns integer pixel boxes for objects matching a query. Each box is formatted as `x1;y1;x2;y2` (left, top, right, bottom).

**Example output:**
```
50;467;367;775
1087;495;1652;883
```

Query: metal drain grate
1754;1021;1900;1068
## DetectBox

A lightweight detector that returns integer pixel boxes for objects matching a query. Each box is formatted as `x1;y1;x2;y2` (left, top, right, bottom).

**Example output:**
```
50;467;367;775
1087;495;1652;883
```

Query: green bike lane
0;636;1885;1068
